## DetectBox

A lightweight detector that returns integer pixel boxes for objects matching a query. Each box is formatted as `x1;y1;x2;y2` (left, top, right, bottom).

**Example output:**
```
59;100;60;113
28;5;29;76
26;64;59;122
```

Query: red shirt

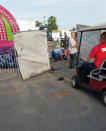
89;42;106;68
66;49;69;55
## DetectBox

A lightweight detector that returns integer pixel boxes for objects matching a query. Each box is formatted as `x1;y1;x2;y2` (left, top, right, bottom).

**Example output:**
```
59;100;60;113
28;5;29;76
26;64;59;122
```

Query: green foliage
71;27;76;31
48;16;58;32
36;21;43;27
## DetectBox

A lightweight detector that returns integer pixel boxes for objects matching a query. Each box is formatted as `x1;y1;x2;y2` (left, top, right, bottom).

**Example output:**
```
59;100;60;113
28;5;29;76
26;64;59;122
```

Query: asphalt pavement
0;60;106;131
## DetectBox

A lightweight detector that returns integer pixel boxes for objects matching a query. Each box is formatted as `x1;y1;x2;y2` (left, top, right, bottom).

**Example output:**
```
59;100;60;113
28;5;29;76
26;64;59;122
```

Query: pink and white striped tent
0;5;20;54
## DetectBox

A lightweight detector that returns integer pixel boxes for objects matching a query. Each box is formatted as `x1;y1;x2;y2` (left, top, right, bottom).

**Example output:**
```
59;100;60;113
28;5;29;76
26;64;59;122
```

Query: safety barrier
0;50;21;80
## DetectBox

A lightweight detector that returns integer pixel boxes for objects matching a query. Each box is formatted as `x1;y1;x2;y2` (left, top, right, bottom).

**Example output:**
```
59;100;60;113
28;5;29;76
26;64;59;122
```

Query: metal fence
0;50;21;80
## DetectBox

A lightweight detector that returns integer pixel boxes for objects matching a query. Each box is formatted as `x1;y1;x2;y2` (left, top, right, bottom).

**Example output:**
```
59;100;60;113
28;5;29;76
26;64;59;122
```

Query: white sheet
13;31;50;80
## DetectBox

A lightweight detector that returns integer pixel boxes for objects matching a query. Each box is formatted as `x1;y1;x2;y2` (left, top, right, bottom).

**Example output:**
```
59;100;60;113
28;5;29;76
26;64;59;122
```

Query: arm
72;43;79;48
70;38;79;48
87;46;97;62
87;56;93;62
72;37;79;48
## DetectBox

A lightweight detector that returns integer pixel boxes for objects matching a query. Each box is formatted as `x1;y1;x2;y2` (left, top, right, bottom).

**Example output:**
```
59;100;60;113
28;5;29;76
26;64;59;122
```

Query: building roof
79;23;106;32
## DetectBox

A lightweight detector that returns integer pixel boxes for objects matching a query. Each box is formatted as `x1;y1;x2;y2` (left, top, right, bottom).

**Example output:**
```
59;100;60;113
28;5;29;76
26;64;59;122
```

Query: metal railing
0;50;21;80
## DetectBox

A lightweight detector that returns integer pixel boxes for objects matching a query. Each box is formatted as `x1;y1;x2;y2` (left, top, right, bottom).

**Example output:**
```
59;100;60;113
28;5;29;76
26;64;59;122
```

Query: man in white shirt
68;32;79;68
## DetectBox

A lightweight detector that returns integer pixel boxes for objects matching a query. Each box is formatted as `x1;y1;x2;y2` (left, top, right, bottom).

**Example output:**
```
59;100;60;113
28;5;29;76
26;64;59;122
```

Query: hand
87;56;93;62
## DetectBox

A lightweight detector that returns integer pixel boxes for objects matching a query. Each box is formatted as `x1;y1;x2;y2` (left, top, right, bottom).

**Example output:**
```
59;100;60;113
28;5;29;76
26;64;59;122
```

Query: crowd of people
51;31;106;81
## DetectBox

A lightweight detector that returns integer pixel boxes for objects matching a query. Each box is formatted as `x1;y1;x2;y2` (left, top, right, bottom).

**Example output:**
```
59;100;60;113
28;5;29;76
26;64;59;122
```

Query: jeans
79;62;96;82
69;53;77;69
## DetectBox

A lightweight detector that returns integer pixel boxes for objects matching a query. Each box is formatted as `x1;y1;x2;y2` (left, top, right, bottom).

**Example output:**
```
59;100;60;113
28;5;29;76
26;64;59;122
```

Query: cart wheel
72;76;79;88
102;91;106;106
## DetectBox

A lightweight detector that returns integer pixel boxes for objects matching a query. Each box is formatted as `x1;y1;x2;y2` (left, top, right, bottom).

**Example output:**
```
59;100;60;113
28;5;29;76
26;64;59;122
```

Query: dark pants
63;41;68;49
79;62;96;82
69;53;77;69
61;40;64;47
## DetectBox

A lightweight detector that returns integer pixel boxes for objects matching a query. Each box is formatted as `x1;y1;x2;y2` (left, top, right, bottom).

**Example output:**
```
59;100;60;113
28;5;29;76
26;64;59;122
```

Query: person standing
68;32;79;69
60;32;64;47
63;32;69;49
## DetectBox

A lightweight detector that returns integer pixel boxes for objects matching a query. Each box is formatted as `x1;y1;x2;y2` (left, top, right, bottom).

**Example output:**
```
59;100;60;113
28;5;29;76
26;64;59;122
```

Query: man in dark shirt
63;32;69;49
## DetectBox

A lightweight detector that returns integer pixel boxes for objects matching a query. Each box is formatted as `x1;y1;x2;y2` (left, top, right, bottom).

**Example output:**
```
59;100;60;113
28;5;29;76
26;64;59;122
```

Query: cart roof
79;23;106;32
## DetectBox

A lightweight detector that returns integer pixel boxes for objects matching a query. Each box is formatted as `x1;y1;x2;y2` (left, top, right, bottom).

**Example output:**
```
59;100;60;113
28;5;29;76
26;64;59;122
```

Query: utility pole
43;16;46;26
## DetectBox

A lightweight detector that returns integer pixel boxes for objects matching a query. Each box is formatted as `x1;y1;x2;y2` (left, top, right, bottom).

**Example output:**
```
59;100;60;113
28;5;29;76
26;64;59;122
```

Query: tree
36;21;43;27
48;16;58;32
71;27;76;31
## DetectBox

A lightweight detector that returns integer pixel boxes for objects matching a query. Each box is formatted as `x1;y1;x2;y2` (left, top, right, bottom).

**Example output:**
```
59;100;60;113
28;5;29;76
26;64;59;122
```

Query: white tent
17;20;36;31
13;31;50;80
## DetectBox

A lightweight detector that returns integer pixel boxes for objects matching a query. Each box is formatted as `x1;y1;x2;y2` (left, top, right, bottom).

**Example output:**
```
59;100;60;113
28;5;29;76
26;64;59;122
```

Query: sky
0;0;106;29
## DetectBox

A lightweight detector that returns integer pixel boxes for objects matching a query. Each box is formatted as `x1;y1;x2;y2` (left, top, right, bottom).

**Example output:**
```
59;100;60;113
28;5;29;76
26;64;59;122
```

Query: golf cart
72;23;106;106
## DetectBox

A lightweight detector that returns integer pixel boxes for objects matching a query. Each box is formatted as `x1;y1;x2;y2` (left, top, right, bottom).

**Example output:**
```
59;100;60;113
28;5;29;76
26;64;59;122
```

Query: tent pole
76;32;83;66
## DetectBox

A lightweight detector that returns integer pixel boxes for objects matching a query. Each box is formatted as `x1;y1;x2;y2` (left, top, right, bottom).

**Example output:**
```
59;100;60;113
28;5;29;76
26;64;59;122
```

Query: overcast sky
0;0;106;29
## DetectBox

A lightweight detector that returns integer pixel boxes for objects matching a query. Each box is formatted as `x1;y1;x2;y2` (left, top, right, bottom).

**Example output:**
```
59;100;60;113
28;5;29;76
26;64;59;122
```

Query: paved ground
0;60;106;131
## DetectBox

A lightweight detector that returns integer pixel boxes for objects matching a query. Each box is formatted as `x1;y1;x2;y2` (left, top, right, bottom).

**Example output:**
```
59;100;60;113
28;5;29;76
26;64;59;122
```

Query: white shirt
68;37;78;54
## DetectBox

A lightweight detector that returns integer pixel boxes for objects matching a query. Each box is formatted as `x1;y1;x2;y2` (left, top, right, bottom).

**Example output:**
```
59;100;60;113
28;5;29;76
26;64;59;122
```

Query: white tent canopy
13;31;50;80
17;20;36;31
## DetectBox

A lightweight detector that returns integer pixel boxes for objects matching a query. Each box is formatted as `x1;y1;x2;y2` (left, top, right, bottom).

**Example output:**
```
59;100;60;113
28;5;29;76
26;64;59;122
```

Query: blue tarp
52;49;64;61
